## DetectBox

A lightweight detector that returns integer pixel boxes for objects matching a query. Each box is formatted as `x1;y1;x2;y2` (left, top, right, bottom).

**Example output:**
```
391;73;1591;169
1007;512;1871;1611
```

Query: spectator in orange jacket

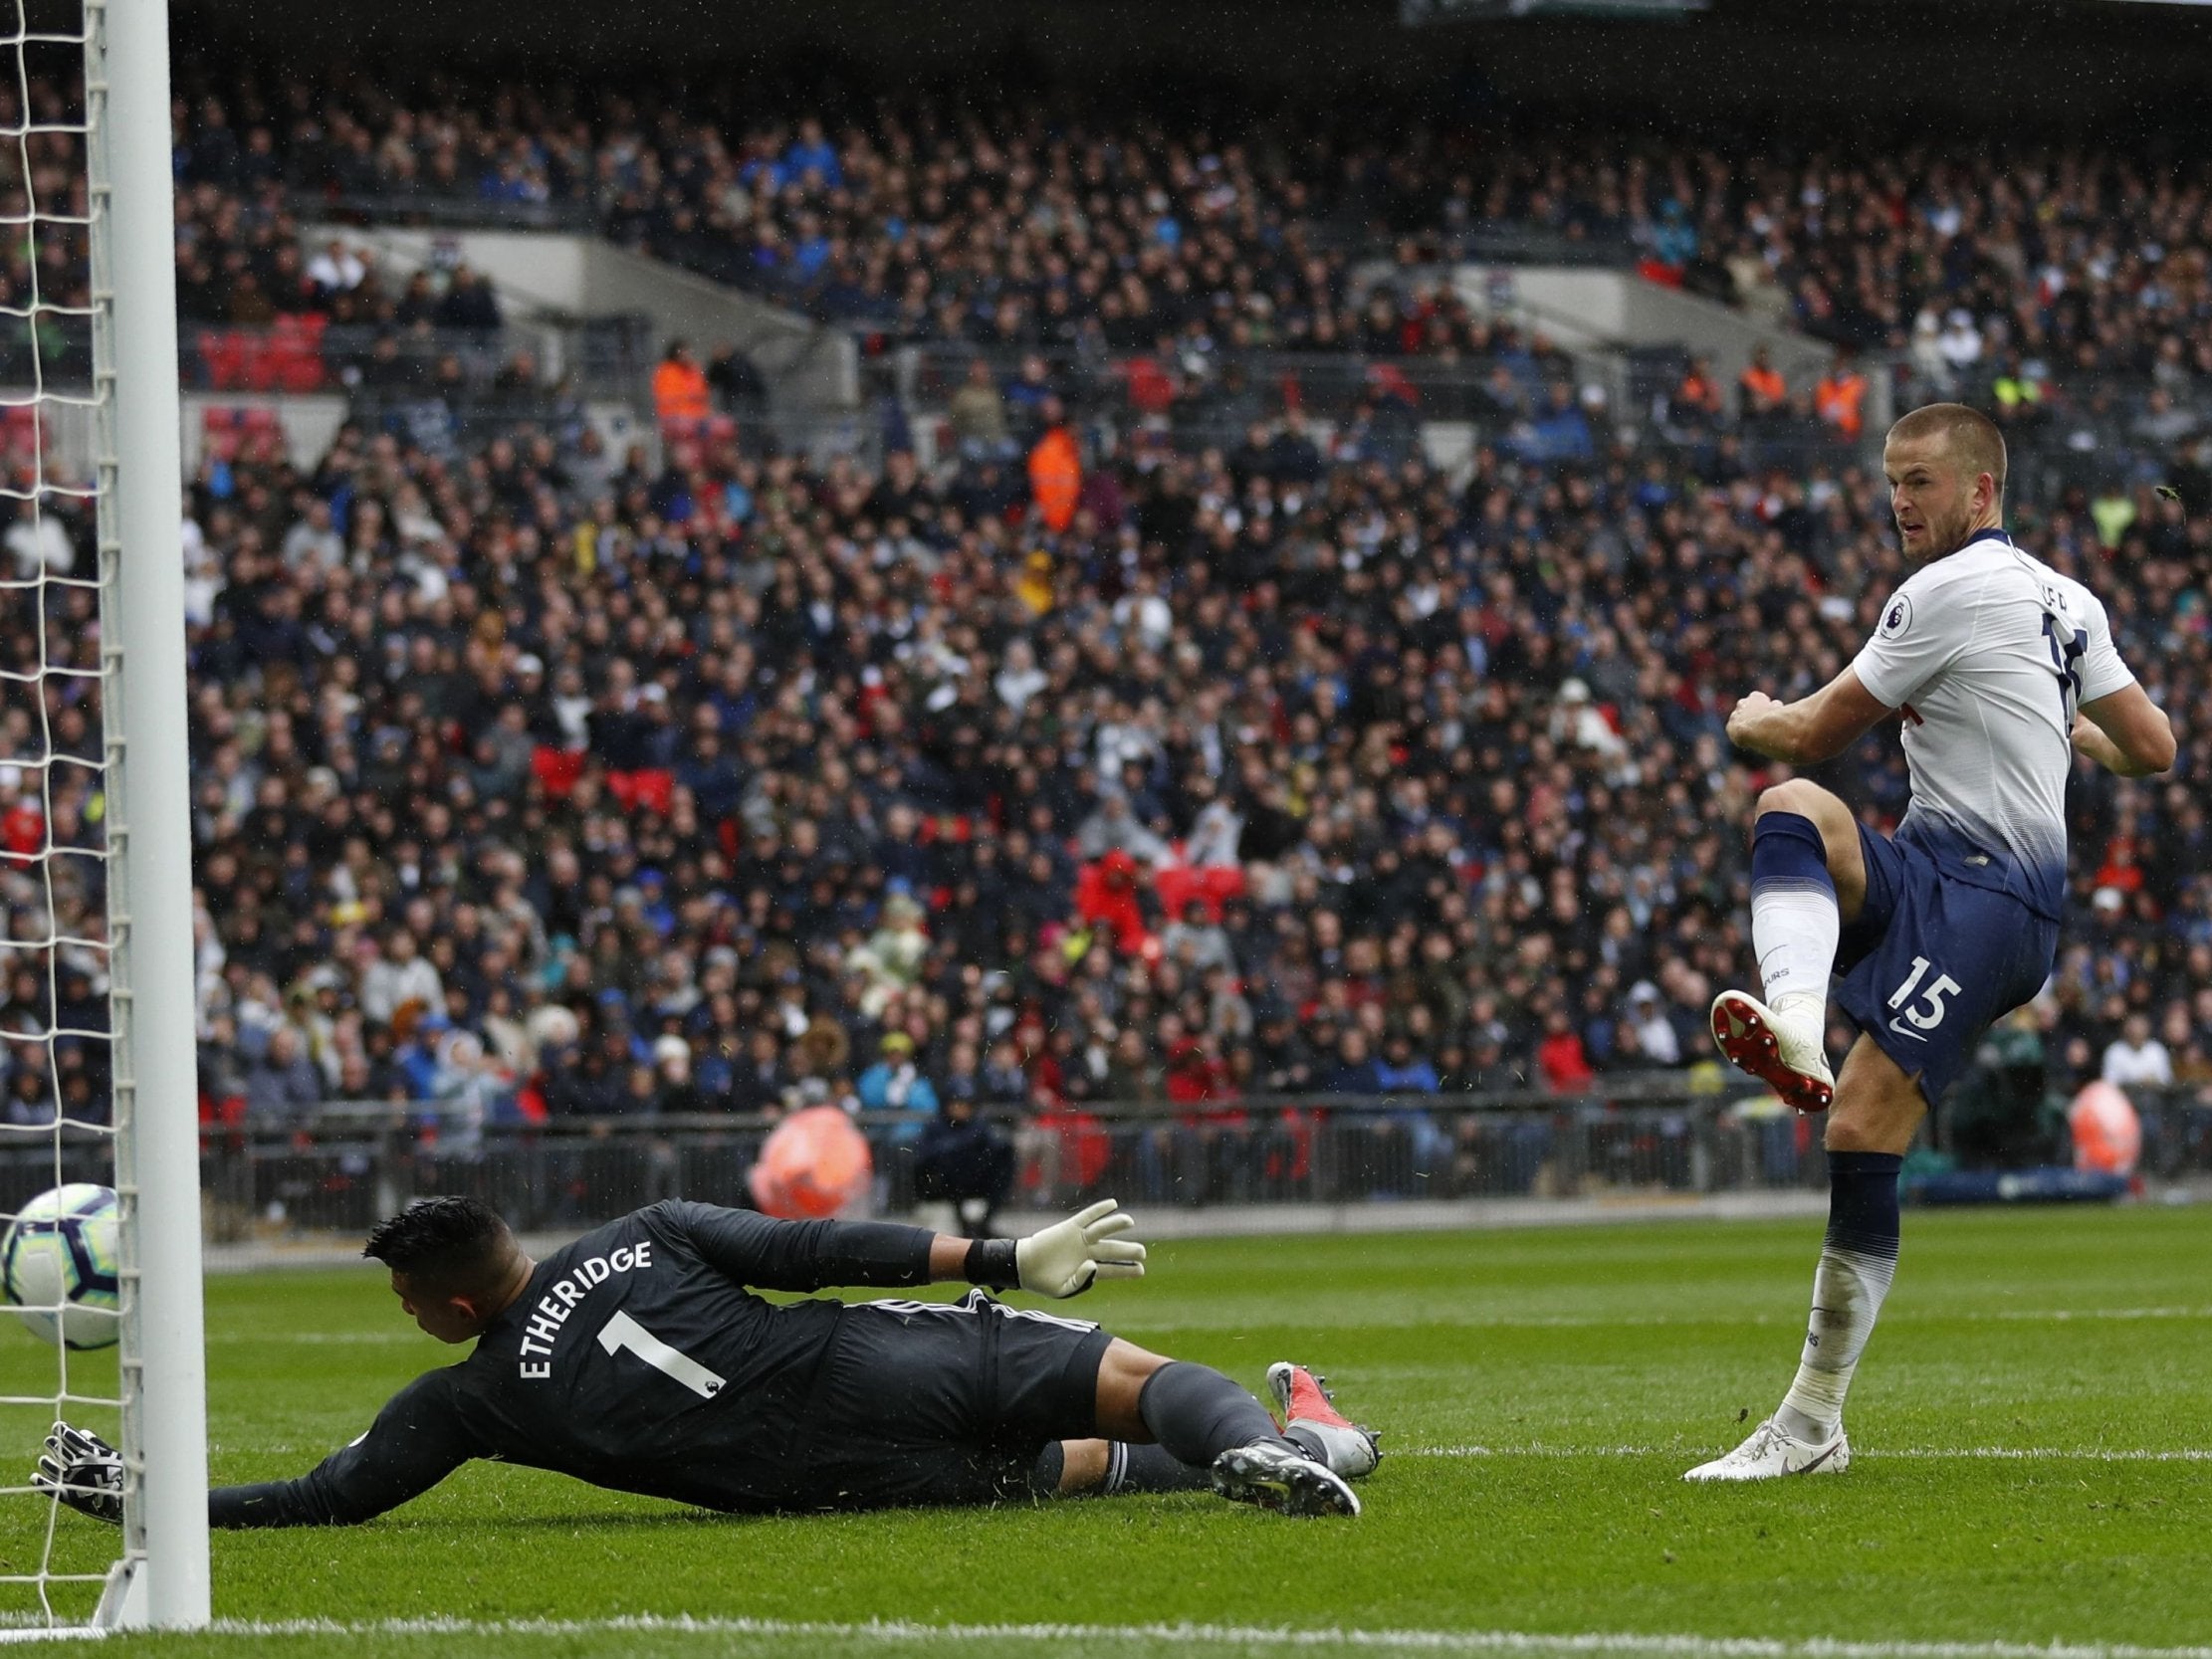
1028;410;1082;532
1738;344;1787;424
1669;355;1725;431
651;339;711;426
1813;352;1868;440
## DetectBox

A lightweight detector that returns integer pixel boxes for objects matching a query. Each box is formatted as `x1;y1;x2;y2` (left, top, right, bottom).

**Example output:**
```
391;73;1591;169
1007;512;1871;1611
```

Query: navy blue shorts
1833;823;2059;1106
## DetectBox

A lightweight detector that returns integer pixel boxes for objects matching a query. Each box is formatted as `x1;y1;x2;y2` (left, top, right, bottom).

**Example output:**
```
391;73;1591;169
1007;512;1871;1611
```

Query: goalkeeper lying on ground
38;1195;1378;1525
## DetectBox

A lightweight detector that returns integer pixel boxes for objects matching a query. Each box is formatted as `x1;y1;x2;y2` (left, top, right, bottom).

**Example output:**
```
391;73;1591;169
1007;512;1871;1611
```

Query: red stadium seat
605;768;675;816
531;746;587;800
1154;861;1246;923
197;329;249;390
1120;355;1174;415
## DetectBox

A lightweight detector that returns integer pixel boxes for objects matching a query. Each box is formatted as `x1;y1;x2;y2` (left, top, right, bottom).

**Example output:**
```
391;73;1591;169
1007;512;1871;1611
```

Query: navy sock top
1751;810;1837;897
1825;1149;1902;1261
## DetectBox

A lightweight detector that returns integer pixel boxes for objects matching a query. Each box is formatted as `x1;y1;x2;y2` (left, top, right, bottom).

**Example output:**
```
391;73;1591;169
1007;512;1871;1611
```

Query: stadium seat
531;746;588;800
605;768;675;817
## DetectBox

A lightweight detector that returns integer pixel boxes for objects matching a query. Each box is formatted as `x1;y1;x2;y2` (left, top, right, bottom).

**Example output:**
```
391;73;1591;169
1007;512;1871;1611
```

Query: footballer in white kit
1688;403;2174;1481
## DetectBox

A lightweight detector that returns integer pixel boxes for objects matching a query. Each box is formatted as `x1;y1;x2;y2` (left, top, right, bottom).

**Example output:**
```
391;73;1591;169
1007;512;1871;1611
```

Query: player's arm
1724;667;1892;766
2073;684;2174;777
35;1370;481;1530
211;1369;481;1528
2070;589;2173;778
664;1199;1143;1300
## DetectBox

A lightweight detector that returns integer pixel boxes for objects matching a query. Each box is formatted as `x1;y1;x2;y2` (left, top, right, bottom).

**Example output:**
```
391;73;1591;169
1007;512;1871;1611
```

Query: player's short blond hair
1885;402;2007;499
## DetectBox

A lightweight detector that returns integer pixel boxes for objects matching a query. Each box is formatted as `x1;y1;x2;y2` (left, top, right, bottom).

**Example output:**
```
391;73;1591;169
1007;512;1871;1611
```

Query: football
748;1108;873;1220
2;1183;121;1350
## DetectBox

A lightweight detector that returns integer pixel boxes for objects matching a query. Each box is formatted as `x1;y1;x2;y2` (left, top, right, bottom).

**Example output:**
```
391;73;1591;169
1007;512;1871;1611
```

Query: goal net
0;0;207;1631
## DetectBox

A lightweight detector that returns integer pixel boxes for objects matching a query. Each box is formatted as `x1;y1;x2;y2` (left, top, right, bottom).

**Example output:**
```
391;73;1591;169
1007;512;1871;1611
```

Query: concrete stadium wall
0;391;345;489
305;225;861;414
180;392;348;475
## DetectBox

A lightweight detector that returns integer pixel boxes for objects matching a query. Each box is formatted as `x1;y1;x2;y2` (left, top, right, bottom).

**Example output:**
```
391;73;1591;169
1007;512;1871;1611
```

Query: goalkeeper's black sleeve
209;1368;479;1529
652;1200;935;1294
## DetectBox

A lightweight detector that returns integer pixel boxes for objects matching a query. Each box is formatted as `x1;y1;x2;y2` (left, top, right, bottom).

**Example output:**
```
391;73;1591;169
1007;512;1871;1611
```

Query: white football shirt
1850;529;2134;919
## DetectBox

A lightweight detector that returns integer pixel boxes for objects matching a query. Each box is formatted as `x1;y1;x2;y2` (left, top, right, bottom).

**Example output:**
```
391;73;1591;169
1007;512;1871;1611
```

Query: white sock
1774;1243;1897;1442
1751;884;1840;1008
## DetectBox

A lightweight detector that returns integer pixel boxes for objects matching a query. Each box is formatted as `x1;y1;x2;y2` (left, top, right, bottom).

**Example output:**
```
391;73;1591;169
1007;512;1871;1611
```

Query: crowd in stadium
155;70;2212;392
125;365;2203;1147
0;72;2207;1173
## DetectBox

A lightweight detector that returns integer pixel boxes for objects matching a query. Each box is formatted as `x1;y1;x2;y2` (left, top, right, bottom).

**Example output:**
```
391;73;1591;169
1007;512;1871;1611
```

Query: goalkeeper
40;1196;1376;1525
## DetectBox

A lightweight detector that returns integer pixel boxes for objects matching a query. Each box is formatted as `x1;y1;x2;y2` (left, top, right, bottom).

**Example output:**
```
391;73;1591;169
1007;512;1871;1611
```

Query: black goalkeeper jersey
211;1201;952;1527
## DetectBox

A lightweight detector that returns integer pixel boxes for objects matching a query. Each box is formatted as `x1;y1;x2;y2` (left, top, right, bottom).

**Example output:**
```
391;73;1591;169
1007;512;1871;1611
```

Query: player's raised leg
1694;404;2171;1484
1092;1340;1360;1517
1709;779;1866;1114
1685;1034;1919;1481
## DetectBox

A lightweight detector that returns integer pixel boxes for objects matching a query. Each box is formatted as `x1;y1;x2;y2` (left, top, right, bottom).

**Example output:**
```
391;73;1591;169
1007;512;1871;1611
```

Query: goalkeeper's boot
1709;989;1834;1114
1210;1440;1361;1518
33;1421;122;1525
1266;1361;1381;1479
1682;1416;1851;1482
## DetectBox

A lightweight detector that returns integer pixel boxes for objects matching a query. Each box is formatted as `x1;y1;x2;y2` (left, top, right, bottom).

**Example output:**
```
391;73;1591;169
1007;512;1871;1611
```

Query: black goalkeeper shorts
794;1289;1114;1510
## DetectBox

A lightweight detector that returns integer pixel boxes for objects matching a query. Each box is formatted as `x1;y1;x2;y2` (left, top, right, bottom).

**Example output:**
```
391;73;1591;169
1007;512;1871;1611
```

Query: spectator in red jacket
1537;1009;1596;1096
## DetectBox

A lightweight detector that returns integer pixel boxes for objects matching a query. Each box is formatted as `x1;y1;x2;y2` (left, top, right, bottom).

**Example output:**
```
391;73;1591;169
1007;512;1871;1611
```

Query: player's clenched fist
1014;1199;1146;1298
1725;690;1782;752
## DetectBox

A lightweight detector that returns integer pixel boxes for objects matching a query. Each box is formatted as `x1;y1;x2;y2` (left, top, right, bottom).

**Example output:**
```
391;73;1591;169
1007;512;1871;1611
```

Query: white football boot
1266;1361;1381;1479
1682;1416;1851;1482
1709;989;1835;1114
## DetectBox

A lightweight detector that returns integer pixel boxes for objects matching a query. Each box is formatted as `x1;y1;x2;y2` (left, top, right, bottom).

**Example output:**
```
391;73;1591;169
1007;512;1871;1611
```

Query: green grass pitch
3;1204;2209;1657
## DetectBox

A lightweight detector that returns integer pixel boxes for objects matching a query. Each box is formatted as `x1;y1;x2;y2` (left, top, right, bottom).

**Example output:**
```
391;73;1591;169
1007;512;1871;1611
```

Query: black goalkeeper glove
34;1421;122;1527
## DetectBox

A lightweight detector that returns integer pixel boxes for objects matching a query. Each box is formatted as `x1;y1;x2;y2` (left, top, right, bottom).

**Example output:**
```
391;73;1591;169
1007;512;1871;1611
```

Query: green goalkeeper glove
968;1199;1147;1298
35;1421;121;1526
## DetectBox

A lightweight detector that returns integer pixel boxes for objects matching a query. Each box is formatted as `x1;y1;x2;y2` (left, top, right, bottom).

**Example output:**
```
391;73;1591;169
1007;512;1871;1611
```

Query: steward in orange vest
1028;423;1082;532
652;341;712;425
1813;357;1867;439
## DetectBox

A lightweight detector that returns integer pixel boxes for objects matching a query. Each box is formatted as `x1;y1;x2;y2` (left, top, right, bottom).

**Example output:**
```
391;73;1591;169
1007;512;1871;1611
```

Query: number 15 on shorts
1887;955;1960;1041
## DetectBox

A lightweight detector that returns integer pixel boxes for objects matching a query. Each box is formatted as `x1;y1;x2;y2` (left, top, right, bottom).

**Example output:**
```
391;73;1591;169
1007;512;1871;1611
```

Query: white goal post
86;0;209;1628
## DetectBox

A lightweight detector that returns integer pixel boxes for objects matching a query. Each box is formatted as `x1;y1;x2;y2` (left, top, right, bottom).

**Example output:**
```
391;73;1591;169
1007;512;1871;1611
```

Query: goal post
87;0;209;1628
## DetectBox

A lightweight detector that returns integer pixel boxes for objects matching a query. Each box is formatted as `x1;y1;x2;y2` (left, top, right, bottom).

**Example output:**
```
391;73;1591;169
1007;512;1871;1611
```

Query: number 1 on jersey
597;1310;727;1399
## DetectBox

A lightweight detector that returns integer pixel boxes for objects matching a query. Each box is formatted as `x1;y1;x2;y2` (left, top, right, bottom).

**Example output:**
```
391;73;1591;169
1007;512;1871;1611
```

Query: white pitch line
1977;1307;2212;1323
1880;1448;2212;1463
1117;1306;2212;1336
139;1614;2212;1659
1404;1446;2212;1463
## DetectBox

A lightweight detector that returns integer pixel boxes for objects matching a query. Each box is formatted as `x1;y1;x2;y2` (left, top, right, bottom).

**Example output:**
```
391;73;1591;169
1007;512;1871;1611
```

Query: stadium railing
7;1080;2207;1243
290;190;600;236
284;188;1643;272
198;1084;1818;1239
185;317;652;400
0;314;653;404
898;341;1553;425
890;339;1872;477
1881;359;2209;507
1300;221;1641;269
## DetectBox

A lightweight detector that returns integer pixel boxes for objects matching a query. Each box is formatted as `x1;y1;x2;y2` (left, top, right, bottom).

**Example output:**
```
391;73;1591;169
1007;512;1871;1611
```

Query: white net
0;0;129;1627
